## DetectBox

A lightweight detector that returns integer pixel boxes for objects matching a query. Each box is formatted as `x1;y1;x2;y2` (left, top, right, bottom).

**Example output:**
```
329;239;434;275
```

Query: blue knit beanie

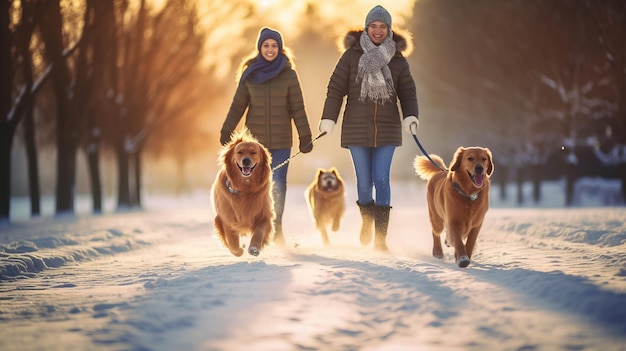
257;27;283;52
365;5;392;30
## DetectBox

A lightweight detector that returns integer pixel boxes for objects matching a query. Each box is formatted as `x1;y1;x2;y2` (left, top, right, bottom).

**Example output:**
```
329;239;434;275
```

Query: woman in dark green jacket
221;27;313;246
319;6;419;251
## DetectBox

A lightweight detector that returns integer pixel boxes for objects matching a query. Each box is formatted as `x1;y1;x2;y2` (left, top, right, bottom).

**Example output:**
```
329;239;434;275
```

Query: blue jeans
348;145;396;207
270;148;290;223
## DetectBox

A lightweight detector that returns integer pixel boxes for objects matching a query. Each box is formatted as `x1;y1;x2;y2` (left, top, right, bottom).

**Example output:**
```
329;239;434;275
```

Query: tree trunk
55;137;77;215
0;0;12;220
531;165;542;203
133;149;142;208
532;179;541;203
86;141;102;214
86;0;117;214
565;173;576;207
0;126;13;220
41;0;77;216
621;167;626;201
116;143;131;209
498;166;508;201
516;167;524;205
23;103;40;216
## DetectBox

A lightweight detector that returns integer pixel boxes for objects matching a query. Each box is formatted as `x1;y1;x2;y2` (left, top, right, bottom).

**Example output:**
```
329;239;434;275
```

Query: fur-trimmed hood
339;28;414;57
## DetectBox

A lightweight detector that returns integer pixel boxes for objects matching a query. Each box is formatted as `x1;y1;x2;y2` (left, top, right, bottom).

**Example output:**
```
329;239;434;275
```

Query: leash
411;132;447;172
411;127;482;201
272;131;327;172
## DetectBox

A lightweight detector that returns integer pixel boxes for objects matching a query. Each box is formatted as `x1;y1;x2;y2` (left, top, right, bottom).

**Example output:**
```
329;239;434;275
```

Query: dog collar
225;178;240;194
453;182;479;201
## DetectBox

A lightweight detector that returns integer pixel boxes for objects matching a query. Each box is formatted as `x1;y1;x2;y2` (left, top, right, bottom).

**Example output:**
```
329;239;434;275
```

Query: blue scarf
239;27;287;85
240;54;287;85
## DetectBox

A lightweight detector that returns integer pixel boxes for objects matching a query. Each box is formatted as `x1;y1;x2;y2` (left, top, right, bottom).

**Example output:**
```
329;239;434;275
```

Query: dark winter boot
357;201;375;246
373;205;391;252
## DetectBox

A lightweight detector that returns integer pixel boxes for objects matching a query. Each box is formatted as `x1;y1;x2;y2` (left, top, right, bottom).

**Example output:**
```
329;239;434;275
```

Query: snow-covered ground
1;179;625;351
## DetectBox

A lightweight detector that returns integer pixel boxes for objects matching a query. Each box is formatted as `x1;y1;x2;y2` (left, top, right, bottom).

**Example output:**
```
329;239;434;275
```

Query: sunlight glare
196;0;418;90
258;0;278;7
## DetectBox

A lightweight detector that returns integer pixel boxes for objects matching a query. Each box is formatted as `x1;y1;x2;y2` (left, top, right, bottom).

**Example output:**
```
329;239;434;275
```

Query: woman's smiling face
367;21;389;45
260;39;279;61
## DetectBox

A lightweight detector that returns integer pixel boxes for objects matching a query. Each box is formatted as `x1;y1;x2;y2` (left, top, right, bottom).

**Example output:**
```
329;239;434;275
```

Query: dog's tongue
242;167;252;176
474;174;483;187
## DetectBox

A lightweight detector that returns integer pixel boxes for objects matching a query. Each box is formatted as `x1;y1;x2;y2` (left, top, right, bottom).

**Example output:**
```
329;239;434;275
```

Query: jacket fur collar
341;28;413;57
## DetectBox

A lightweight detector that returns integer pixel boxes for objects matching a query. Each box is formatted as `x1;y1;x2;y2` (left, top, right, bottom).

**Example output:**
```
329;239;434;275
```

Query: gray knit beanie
365;5;392;29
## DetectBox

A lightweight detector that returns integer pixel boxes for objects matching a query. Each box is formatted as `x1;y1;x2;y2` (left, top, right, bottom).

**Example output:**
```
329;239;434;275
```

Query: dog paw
248;246;259;256
432;247;444;259
230;247;244;257
457;255;470;268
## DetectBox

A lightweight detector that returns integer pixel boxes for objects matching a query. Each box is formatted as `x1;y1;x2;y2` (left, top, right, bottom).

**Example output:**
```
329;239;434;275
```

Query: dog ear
330;167;338;176
219;139;234;166
316;168;324;180
258;143;272;182
262;144;271;168
485;148;494;176
450;147;465;172
220;143;237;179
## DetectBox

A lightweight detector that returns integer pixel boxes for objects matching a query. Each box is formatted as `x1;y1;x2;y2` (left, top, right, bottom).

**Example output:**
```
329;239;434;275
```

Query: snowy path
1;185;625;351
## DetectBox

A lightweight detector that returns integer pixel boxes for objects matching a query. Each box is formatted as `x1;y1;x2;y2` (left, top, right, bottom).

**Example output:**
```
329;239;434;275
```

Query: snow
1;180;625;351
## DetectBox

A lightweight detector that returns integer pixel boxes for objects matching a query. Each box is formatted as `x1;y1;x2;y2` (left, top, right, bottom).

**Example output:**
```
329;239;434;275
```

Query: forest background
1;0;625;221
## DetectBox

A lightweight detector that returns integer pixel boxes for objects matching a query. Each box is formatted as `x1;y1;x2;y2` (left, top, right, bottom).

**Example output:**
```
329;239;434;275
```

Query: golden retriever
413;147;494;267
210;128;274;257
305;167;346;245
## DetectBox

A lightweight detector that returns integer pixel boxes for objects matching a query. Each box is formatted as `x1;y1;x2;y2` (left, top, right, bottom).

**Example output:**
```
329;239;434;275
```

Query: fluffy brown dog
210;128;274;257
305;167;346;245
413;147;494;268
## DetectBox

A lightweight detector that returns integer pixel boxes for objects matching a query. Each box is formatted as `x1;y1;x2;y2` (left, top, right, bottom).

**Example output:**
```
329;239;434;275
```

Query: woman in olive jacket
319;6;419;251
221;27;313;246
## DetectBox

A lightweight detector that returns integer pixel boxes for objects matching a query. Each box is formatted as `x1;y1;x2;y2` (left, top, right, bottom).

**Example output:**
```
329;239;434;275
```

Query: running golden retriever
305;167;346;246
413;147;494;267
210;128;274;257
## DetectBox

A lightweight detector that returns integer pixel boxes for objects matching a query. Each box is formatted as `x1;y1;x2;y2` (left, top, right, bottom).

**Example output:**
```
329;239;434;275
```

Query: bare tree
410;0;621;204
0;0;53;221
73;0;119;214
109;0;208;209
0;0;14;221
39;0;81;215
584;0;626;144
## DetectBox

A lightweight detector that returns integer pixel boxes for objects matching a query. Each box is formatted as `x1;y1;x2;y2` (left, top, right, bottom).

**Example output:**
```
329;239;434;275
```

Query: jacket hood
339;28;414;57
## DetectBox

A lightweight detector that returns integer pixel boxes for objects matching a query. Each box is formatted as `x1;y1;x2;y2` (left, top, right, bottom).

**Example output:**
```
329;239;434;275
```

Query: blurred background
2;0;625;220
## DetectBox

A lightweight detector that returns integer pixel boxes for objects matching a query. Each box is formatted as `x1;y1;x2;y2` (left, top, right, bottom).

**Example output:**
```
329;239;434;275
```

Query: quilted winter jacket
222;62;312;149
321;30;419;148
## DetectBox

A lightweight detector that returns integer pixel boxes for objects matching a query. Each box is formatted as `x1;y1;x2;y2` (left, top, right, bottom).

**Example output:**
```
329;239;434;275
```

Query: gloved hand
299;135;313;153
220;131;231;145
403;116;419;135
318;119;336;136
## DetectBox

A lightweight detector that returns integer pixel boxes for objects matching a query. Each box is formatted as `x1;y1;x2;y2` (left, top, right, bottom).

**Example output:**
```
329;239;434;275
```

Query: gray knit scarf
357;31;396;104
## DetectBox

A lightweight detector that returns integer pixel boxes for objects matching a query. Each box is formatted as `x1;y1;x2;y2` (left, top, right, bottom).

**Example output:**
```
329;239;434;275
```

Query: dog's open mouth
238;164;256;177
321;185;337;192
468;170;484;187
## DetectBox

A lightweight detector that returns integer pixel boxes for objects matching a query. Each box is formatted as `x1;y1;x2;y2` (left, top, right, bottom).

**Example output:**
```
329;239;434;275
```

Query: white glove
318;119;336;136
403;116;419;135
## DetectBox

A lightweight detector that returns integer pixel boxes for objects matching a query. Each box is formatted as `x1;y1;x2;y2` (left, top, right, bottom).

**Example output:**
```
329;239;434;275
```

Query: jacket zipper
266;80;271;146
373;103;378;147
